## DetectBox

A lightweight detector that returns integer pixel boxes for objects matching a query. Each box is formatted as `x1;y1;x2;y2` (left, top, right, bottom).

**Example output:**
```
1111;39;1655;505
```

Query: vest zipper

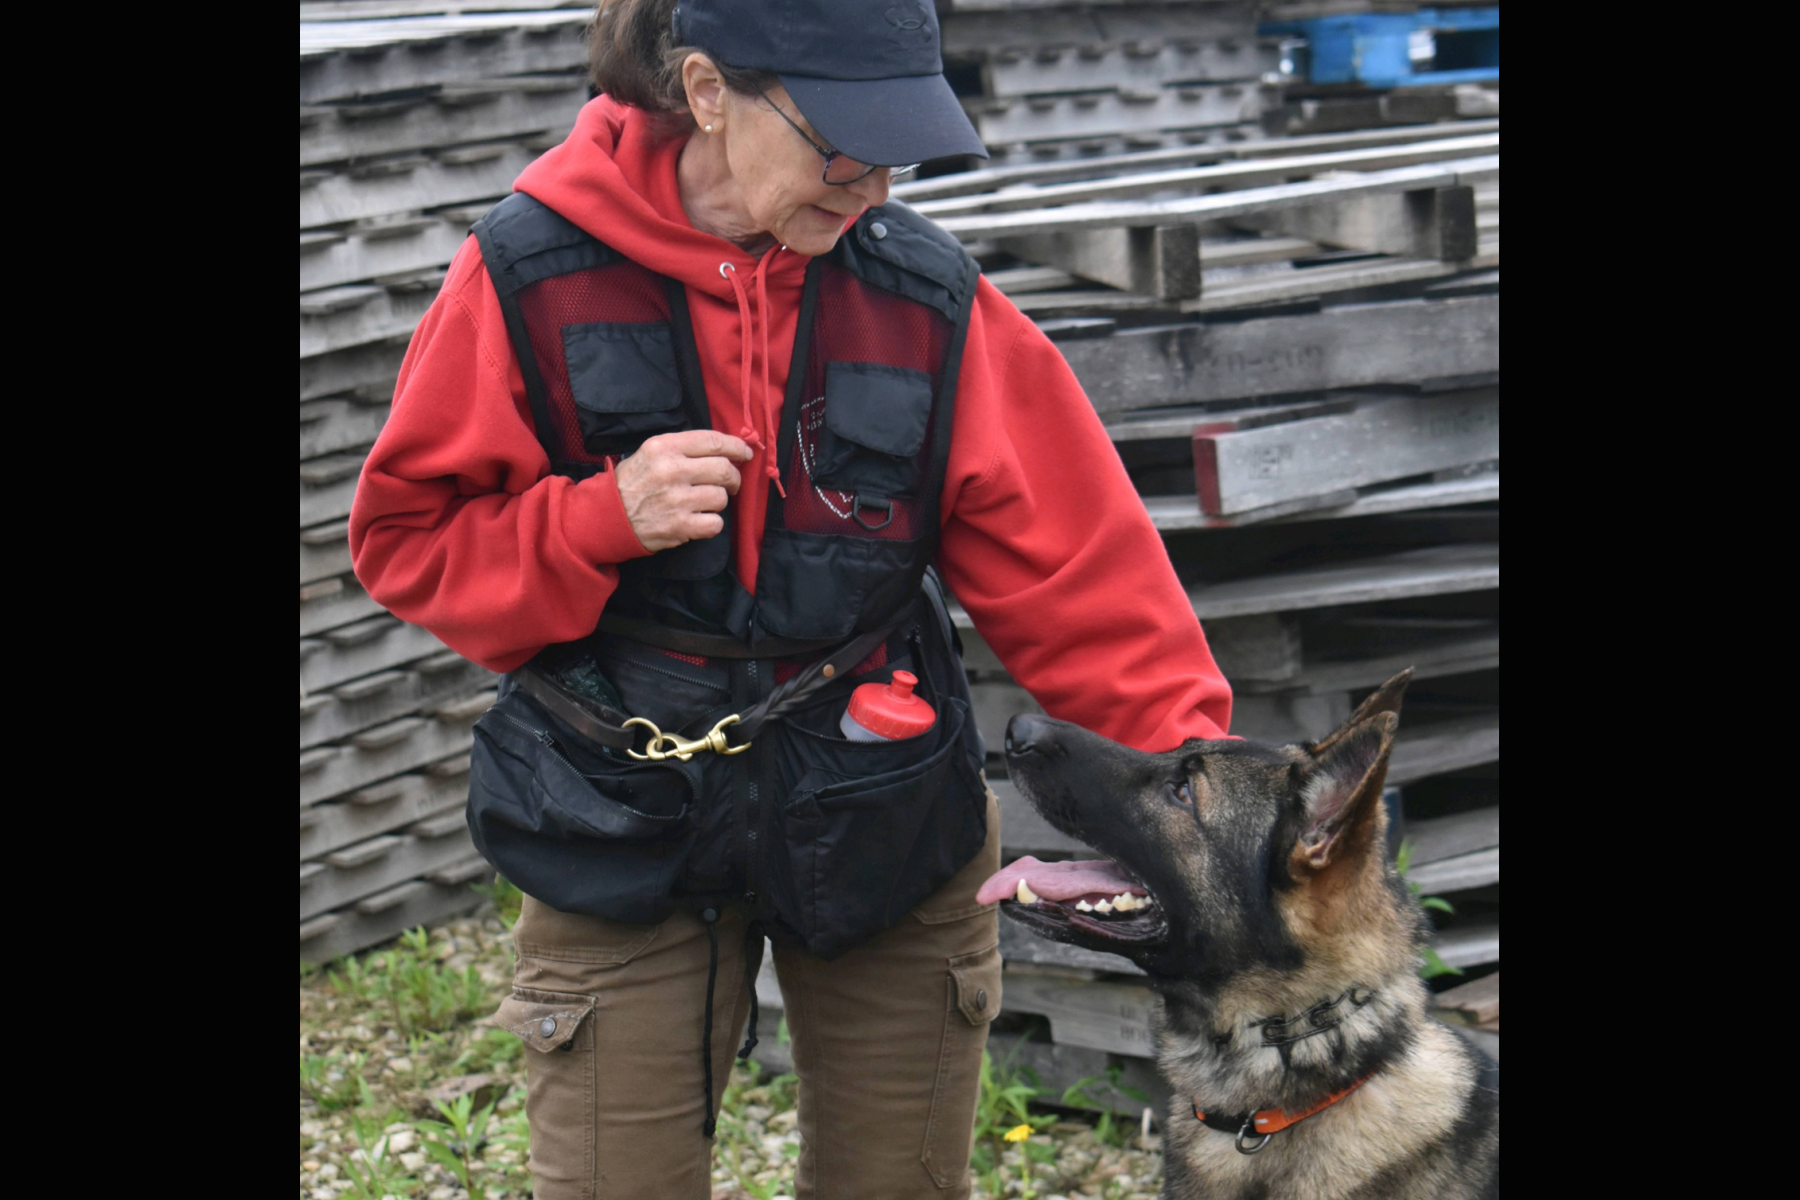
743;657;761;910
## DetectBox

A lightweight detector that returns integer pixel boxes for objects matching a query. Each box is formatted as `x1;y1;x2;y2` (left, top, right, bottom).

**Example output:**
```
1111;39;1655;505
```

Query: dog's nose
1005;713;1050;757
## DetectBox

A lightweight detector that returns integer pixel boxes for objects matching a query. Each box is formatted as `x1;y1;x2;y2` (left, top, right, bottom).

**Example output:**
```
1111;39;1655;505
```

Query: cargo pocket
922;943;1003;1188
811;361;933;521
563;321;689;456
495;989;596;1194
777;695;984;958
468;684;698;925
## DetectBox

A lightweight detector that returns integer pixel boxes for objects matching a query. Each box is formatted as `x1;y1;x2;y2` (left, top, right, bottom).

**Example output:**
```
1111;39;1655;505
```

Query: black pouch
563;321;689;456
467;677;699;925
811;361;933;504
762;622;987;958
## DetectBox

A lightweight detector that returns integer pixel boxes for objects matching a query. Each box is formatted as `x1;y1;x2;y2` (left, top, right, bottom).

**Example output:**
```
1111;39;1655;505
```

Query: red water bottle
840;670;937;742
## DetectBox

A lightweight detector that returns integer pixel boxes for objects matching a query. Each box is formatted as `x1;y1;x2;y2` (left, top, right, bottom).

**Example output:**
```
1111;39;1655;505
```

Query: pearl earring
704;124;715;133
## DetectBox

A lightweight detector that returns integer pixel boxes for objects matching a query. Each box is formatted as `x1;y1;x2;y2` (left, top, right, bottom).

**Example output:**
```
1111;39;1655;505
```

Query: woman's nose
844;168;891;209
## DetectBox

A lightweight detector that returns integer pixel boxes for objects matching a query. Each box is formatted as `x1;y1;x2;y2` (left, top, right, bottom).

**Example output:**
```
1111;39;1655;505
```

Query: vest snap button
976;989;988;1010
539;1017;557;1038
870;222;889;240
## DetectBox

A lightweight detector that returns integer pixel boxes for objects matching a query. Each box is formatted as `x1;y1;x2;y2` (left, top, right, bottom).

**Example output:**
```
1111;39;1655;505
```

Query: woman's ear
681;52;725;124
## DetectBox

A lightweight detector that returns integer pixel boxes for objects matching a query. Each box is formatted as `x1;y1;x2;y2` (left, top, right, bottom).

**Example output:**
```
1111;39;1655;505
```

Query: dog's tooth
1113;893;1137;911
1075;900;1093;912
1094;899;1113;914
1015;879;1039;905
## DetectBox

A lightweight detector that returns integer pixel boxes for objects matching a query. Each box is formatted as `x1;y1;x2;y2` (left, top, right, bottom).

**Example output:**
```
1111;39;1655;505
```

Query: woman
350;1;1232;1196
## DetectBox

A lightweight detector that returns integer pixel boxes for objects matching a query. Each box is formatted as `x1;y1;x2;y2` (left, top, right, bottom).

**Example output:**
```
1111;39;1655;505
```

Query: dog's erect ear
1293;712;1398;872
1310;669;1411;757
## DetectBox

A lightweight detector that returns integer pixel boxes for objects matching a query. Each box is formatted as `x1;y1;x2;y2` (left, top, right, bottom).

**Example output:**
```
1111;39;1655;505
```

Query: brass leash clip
624;714;750;762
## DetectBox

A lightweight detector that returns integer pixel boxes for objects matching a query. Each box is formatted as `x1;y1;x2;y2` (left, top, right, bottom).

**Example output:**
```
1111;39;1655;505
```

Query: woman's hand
615;430;755;552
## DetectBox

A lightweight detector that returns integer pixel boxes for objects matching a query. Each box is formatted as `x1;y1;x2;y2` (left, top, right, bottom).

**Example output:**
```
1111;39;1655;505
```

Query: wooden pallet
301;77;584;166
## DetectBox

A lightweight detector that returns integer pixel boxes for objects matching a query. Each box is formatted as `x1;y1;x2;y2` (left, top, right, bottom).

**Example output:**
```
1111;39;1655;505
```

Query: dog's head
981;671;1418;988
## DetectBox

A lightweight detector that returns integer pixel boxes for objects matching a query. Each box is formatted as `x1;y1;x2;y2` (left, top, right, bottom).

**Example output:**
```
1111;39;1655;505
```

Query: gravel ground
299;915;1166;1199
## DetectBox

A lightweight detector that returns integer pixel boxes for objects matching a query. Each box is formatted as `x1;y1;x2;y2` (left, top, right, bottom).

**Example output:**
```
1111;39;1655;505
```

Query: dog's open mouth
976;855;1169;946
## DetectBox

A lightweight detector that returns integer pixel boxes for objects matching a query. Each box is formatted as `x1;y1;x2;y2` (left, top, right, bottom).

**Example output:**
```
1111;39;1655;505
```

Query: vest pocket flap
563;322;682;414
494;989;594;1052
949;943;1002;1025
824;361;932;458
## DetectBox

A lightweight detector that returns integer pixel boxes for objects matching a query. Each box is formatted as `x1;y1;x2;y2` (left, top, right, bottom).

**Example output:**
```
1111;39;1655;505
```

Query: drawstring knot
719;256;787;499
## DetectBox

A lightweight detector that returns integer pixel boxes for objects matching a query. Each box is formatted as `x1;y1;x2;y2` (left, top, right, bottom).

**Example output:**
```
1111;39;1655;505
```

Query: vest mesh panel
782;263;950;541
513;261;672;465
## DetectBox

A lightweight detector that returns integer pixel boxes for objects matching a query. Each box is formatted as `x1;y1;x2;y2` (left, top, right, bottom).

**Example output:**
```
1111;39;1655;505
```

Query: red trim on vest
1193;1072;1373;1137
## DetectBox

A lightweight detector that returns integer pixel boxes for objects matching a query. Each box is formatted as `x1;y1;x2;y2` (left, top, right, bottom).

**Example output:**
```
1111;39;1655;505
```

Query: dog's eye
1174;781;1194;806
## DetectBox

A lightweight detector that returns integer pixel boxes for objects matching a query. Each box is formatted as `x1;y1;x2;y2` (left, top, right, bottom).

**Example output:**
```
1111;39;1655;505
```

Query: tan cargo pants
494;791;1003;1199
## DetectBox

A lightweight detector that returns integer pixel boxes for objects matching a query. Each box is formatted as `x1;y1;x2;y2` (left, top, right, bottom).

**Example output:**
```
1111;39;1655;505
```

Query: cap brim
779;71;989;167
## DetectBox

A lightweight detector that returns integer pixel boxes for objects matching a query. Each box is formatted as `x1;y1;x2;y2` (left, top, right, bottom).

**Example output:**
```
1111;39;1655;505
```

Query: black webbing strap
594;611;843;660
515;608;909;755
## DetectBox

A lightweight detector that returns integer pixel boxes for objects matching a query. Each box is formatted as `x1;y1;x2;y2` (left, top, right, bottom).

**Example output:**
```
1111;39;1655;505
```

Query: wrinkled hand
615;430;754;553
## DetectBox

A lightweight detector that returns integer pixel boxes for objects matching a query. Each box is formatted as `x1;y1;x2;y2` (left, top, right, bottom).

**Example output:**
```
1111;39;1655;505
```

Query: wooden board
1203;613;1302;685
1385;712;1499;785
964;82;1274;147
300;451;367;528
301;149;521;229
299;12;588;105
301;576;387;639
301;656;495;750
300;767;470;862
930;155;1498;242
1403;804;1499;866
300;215;471;292
300;284;437;359
1001;969;1160;1058
1405;847;1498;893
916;134;1499;218
300;340;407;404
1188;543;1499;619
892;119;1499;202
1430;971;1499;1031
300;874;486;963
1241;617;1499;696
1194;389;1499;515
1433;921;1499;969
1055;294;1500;412
300;81;583;165
1234;185;1478;262
983;38;1278;97
300;697;488;807
300;824;480;920
999;224;1200;300
300;616;453;695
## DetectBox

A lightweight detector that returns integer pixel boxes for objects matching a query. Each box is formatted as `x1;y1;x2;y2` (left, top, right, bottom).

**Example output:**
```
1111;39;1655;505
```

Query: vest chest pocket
563;321;689;456
810;361;933;506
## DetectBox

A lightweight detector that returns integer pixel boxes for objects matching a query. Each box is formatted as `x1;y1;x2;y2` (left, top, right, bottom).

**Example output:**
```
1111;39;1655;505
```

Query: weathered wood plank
1056;294;1500;412
300;823;479;920
300;874;486;963
300;694;490;806
1000;969;1159;1058
999;224;1200;300
300;397;390;457
1203;613;1302;685
1235;185;1478;262
300;617;452;695
301;656;496;750
300;81;584;165
1404;804;1500;866
1406;847;1498;893
964;82;1274;147
930;155;1498;241
1188;543;1499;619
1242;618;1499;696
299;12;588;105
300;767;470;862
983;38;1279;98
301;149;521;229
301;575;388;639
300;216;471;291
1193;389;1499;515
892;119;1499;202
915;134;1499;218
1386;713;1499;785
300;340;407;404
1431;971;1499;1030
1433;921;1499;969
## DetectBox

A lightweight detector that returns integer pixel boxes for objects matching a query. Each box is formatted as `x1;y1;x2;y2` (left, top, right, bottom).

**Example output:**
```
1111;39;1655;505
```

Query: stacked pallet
937;1;1285;166
299;2;593;962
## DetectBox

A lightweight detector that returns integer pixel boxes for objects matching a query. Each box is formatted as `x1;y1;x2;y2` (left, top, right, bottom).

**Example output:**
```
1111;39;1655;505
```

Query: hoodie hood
514;97;812;300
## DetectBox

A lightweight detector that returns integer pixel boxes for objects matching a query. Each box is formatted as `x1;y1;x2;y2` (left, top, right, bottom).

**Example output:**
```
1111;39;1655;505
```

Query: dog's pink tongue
976;856;1147;906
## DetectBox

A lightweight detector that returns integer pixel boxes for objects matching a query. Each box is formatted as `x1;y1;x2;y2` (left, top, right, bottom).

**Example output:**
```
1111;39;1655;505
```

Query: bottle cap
846;670;937;740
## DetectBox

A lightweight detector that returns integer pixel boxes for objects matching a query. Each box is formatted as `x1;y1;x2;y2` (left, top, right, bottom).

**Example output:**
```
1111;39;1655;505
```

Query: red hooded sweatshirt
350;98;1232;751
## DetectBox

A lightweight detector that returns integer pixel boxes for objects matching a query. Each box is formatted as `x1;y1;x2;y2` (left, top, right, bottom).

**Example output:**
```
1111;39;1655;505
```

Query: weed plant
1396;839;1465;980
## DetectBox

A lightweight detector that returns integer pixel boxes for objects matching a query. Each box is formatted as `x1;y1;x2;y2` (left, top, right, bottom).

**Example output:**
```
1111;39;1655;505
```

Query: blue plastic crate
1261;7;1499;89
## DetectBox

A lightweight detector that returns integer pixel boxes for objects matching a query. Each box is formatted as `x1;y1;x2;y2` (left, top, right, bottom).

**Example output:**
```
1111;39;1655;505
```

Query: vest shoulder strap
472;192;622;298
835;201;979;323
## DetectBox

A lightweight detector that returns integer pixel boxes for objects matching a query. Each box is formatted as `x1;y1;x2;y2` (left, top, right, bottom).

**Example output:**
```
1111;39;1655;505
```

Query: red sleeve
937;279;1233;751
347;239;651;673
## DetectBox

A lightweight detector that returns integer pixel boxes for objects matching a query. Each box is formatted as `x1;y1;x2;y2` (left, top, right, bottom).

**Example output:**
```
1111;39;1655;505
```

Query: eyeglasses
758;92;920;186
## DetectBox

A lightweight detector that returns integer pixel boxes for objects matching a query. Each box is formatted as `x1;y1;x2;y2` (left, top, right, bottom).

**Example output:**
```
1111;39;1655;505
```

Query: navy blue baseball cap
672;0;988;166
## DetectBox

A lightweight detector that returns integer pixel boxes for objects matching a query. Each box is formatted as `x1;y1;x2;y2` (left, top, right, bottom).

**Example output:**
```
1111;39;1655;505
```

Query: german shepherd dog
977;671;1498;1199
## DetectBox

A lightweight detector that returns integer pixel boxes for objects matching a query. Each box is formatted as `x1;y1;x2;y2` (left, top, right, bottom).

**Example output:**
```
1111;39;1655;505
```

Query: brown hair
589;0;779;136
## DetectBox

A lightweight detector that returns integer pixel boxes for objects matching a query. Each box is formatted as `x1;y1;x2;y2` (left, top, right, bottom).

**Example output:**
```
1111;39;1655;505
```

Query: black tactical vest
463;193;990;958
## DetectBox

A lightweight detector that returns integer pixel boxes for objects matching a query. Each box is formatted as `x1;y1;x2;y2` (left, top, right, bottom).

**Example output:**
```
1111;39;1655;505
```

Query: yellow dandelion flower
1004;1123;1034;1143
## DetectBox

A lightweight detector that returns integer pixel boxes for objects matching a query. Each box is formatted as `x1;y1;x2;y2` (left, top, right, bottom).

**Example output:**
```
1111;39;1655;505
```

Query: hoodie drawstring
719;253;786;498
